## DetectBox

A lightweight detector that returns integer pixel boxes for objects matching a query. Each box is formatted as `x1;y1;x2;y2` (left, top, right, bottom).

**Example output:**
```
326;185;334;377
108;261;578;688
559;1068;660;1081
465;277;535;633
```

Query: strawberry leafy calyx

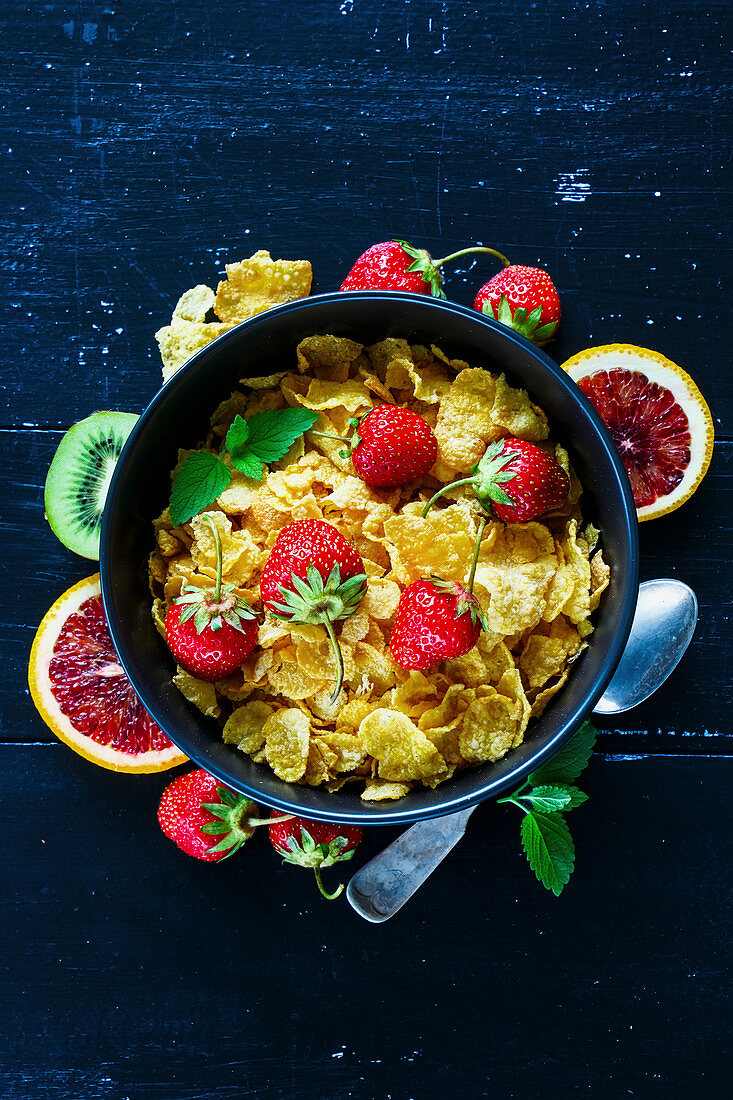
393;239;447;299
198;787;269;859
174;581;256;635
428;575;489;633
470;439;520;513
268;563;367;704
174;511;257;634
482;295;558;344
268;563;367;625
276;827;357;900
421;440;519;519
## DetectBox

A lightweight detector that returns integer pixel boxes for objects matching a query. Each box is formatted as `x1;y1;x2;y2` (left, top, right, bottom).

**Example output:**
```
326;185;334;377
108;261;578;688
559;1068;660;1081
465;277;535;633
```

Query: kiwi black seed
44;411;139;559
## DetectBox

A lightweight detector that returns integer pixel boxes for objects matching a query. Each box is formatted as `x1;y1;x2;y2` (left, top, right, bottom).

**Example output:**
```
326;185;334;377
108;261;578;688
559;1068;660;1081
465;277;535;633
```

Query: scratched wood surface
1;0;731;1097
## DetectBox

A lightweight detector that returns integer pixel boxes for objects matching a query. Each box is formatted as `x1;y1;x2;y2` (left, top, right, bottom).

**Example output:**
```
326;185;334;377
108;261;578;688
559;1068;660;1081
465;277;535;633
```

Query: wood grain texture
1;746;730;1098
0;0;730;431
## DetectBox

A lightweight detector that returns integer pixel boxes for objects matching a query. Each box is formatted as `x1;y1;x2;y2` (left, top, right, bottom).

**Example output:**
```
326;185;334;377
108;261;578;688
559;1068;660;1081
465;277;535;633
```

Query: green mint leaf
230;450;265;481
169;452;231;526
242;407;319;463
524;785;573;813
561;786;589;810
528;721;597;787
225;414;250;453
521;811;575;896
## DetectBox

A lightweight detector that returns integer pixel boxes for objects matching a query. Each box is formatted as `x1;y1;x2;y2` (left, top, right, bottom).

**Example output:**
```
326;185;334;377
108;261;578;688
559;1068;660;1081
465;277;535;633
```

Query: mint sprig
497;721;596;896
169;407;318;526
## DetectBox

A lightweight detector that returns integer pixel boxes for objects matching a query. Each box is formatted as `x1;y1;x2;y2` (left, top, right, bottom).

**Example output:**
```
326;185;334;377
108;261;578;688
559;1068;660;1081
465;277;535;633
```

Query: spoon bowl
593;578;698;714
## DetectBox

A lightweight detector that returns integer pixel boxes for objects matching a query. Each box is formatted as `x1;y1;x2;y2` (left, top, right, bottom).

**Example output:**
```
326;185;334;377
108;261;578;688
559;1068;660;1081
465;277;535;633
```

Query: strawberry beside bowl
100;292;638;825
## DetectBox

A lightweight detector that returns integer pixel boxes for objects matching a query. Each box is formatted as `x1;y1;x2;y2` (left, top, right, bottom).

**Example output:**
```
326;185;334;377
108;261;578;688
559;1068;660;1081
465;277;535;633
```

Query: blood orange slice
562;344;714;521
29;574;187;772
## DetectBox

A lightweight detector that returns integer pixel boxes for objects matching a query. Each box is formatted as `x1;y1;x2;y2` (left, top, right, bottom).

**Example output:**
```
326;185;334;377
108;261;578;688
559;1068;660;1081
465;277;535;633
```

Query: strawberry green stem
314;866;345;900
433;246;511;270
202;512;223;603
421;477;477;518
322;617;345;704
466;518;486;594
308;429;352;444
248;814;293;826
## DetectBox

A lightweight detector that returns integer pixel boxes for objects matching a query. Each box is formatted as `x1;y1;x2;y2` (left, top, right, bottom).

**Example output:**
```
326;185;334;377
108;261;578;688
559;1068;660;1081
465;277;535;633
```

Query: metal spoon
347;578;698;922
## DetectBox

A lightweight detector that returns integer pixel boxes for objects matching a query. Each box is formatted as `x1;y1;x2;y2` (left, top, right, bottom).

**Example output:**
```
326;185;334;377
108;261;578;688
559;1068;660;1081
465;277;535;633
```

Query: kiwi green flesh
44;411;139;559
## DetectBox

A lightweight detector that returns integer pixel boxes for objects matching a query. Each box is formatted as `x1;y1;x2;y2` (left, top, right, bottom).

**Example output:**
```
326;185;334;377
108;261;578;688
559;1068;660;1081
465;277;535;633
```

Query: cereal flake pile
149;334;609;801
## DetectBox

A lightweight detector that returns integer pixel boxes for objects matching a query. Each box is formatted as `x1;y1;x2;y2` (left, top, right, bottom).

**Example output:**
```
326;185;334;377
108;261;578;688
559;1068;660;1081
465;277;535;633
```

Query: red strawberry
165;513;257;682
422;439;570;524
340;240;512;298
260;519;367;701
314;405;438;488
474;265;561;345
390;517;489;670
390;578;486;670
269;812;363;900
158;769;270;861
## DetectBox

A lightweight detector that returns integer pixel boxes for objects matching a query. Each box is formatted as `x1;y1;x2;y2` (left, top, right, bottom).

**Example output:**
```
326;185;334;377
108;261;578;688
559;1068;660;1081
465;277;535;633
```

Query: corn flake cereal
150;329;609;800
263;708;310;781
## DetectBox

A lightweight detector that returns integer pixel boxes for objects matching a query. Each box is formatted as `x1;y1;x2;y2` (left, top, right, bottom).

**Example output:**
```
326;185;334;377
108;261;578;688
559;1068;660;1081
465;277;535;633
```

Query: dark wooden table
2;2;731;1096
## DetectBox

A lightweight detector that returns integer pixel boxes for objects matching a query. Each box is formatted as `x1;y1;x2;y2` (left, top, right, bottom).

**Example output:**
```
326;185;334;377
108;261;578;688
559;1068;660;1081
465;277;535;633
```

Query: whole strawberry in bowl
312;404;438;488
423;439;570;524
390;518;489;670
260;519;367;702
164;513;258;681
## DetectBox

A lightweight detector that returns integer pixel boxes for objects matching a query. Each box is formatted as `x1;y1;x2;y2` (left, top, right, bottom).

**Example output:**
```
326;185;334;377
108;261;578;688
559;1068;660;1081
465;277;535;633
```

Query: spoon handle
346;807;475;922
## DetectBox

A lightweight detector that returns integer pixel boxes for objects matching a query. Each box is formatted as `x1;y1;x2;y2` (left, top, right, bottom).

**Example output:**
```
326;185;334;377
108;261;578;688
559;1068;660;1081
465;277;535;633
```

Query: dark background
1;1;731;1097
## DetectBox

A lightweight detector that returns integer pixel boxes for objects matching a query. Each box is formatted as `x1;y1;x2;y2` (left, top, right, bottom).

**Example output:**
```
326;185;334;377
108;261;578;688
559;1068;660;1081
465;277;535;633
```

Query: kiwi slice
45;411;139;559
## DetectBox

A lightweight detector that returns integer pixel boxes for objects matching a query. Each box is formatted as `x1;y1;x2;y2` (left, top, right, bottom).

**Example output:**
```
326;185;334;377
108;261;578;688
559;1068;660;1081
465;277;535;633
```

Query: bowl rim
101;290;639;824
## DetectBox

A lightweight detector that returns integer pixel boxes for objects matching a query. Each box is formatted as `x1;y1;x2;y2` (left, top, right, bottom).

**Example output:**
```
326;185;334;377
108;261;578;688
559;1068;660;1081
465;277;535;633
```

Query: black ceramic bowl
101;292;638;825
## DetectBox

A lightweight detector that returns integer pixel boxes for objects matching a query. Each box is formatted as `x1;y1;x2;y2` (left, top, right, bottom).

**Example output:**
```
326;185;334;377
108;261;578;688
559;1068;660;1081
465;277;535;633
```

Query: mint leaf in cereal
227;408;318;482
231;451;266;481
169;452;232;526
243;407;319;462
225;413;250;454
520;811;575;896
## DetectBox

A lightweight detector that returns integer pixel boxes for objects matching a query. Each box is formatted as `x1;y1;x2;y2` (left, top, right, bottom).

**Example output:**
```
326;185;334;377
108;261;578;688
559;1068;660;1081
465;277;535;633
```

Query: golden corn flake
590;550;611;611
190;510;265;584
263;708;310;782
317;731;368;773
298;377;372;415
214;250;312;323
296;335;364;378
359;709;446;781
459;692;522;763
489;374;549;441
173;668;221;719
361;779;413;801
434;368;497;476
223;700;274;753
475;523;556;634
383;502;476;585
156;284;232;383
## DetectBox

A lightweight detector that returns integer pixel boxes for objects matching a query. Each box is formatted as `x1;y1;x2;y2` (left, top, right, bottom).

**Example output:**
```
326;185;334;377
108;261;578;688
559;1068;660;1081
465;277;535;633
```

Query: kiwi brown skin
44;411;138;559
